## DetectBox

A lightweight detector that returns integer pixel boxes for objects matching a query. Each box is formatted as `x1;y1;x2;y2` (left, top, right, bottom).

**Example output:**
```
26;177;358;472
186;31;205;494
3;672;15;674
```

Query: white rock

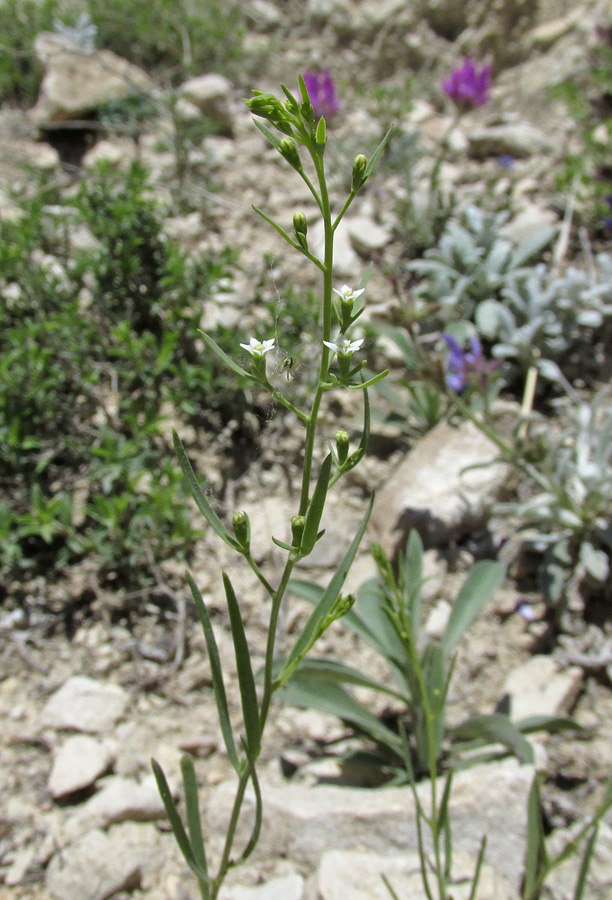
30;33;153;124
4;847;36;886
49;735;114;799
179;74;234;135
40;676;129;733
318;849;514;900
220;873;304;900
63;775;167;841
371;418;511;553
424;599;452;640
499;204;558;244
467;123;548;160
545;820;612;900
208;759;534;888
245;0;282;30
502;655;582;722
46;827;141;900
346;216;392;256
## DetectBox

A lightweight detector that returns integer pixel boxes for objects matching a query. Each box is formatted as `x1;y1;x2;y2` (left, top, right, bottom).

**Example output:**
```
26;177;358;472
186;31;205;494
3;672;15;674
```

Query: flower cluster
442;58;491;110
443;334;486;392
302;69;340;120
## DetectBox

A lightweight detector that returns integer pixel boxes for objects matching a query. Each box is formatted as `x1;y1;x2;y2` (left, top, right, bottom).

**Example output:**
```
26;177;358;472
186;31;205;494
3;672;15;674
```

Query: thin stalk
243;551;275;598
211;765;252;899
259;554;297;730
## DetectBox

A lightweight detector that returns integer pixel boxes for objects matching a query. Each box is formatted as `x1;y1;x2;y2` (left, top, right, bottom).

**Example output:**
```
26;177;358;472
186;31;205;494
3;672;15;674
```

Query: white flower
333;284;365;304
323;334;364;357
240;337;276;358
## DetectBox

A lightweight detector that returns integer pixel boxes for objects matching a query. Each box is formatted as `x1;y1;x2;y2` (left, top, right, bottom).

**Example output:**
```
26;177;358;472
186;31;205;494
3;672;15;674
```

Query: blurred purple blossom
604;196;612;231
302;69;340;120
514;600;537;622
497;155;515;171
443;334;485;392
442;58;491;110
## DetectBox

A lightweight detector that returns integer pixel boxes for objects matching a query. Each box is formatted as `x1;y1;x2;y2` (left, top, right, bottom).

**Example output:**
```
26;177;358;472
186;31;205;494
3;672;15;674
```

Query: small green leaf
223;573;261;761
523;773;548;900
450;713;535;764
280;657;406;700
300;454;332;555
252;207;300;252
181;756;209;899
364;126;393;178
187;573;240;771
573;826;598;900
151;759;209;883
349;369;389;390
516;715;585;736
198;331;256;381
174;431;242;552
252;118;283;152
442;561;505;659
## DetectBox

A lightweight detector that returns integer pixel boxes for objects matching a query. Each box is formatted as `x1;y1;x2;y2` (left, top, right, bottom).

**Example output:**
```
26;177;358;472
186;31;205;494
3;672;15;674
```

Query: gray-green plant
152;77;391;900
280;531;574;780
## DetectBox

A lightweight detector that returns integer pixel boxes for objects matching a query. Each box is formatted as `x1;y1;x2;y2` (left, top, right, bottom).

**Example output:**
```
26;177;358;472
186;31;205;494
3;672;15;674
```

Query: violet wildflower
497;155;515;171
442;58;491;110
604;196;612;231
302;69;340;120
443;334;485;392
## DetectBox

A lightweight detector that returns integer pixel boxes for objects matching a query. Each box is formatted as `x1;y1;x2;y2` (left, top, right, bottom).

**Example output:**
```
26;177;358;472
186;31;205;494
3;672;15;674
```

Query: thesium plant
151;76;391;900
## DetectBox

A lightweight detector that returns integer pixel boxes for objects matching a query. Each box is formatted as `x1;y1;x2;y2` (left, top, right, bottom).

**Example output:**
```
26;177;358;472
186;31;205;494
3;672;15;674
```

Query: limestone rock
40;676;129;733
49;735;114;799
63;775;168;841
179;74;234;136
371;418;511;554
467;123;548;160
318;849;514;900
502;655;583;722
30;33;153;124
346;216;392;257
46;827;141;900
220;873;304;900
208;759;534;888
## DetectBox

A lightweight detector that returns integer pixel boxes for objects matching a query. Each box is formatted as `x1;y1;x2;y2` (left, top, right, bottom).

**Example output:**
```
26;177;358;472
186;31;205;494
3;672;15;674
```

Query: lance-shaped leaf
223;573;261;761
364;126;393;178
278;657;406;701
174;431;242;552
187;573;240;772
151;759;209;884
449;713;535;764
198;330;256;381
523;773;548;900
252;118;283;152
280;495;374;682
442;560;505;660
181;755;209;900
300;454;332;556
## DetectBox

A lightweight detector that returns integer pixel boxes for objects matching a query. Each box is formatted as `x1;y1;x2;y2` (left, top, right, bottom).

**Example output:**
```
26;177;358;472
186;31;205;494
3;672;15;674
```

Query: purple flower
497;155;515;171
302;69;340;120
442;58;491;110
443;334;484;392
604;196;612;231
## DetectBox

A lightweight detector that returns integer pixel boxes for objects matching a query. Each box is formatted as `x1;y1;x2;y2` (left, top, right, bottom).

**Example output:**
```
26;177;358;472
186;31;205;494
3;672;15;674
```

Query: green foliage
84;0;244;80
0;0;58;105
277;531;572;780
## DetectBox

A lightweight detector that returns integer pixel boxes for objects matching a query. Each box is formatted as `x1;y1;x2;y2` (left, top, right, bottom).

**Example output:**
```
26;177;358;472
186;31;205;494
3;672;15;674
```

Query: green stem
259;555;297;729
262;380;309;423
244;551;275;598
211;765;251;899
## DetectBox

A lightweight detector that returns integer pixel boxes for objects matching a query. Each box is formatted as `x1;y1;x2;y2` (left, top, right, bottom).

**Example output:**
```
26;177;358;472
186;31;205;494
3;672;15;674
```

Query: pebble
63;775;169;843
49;735;114;799
502;655;583;722
40;676;129;734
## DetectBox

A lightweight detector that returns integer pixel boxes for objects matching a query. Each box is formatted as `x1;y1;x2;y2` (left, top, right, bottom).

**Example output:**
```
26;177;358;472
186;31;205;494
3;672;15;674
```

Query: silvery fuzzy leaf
475;298;506;339
579;542;610;582
508;225;557;270
576;309;603;327
536;359;563;382
485;239;513;277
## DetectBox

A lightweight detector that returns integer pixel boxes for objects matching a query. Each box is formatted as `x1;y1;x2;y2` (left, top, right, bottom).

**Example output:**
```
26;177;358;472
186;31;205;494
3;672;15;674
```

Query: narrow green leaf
438;768;454;831
280;678;402;755
467;835;487;900
442;561;505;659
364;126;393;178
233;755;263;867
280;657;406;701
187;573;240;772
300;454;332;555
508;224;557;270
349;369;389;390
223;573;261;761
282;495;375;679
252;207;300;252
151;759;209;883
523;773;547;900
252;118;283;152
573;825;598;900
271;536;295;552
516;715;585;736
449;713;535;764
181;756;209;899
174;432;242;551
402;529;423;640
198;330;256;381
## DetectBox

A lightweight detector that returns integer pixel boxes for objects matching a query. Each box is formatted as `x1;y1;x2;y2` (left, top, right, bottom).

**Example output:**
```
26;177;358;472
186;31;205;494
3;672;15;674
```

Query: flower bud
279;137;302;171
351;153;367;191
290;515;306;548
293;211;308;237
232;510;250;549
335;430;350;465
315;115;327;146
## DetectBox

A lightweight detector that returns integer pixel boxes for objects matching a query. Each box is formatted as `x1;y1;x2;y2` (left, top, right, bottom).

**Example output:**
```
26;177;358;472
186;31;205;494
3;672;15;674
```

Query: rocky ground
2;1;612;899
